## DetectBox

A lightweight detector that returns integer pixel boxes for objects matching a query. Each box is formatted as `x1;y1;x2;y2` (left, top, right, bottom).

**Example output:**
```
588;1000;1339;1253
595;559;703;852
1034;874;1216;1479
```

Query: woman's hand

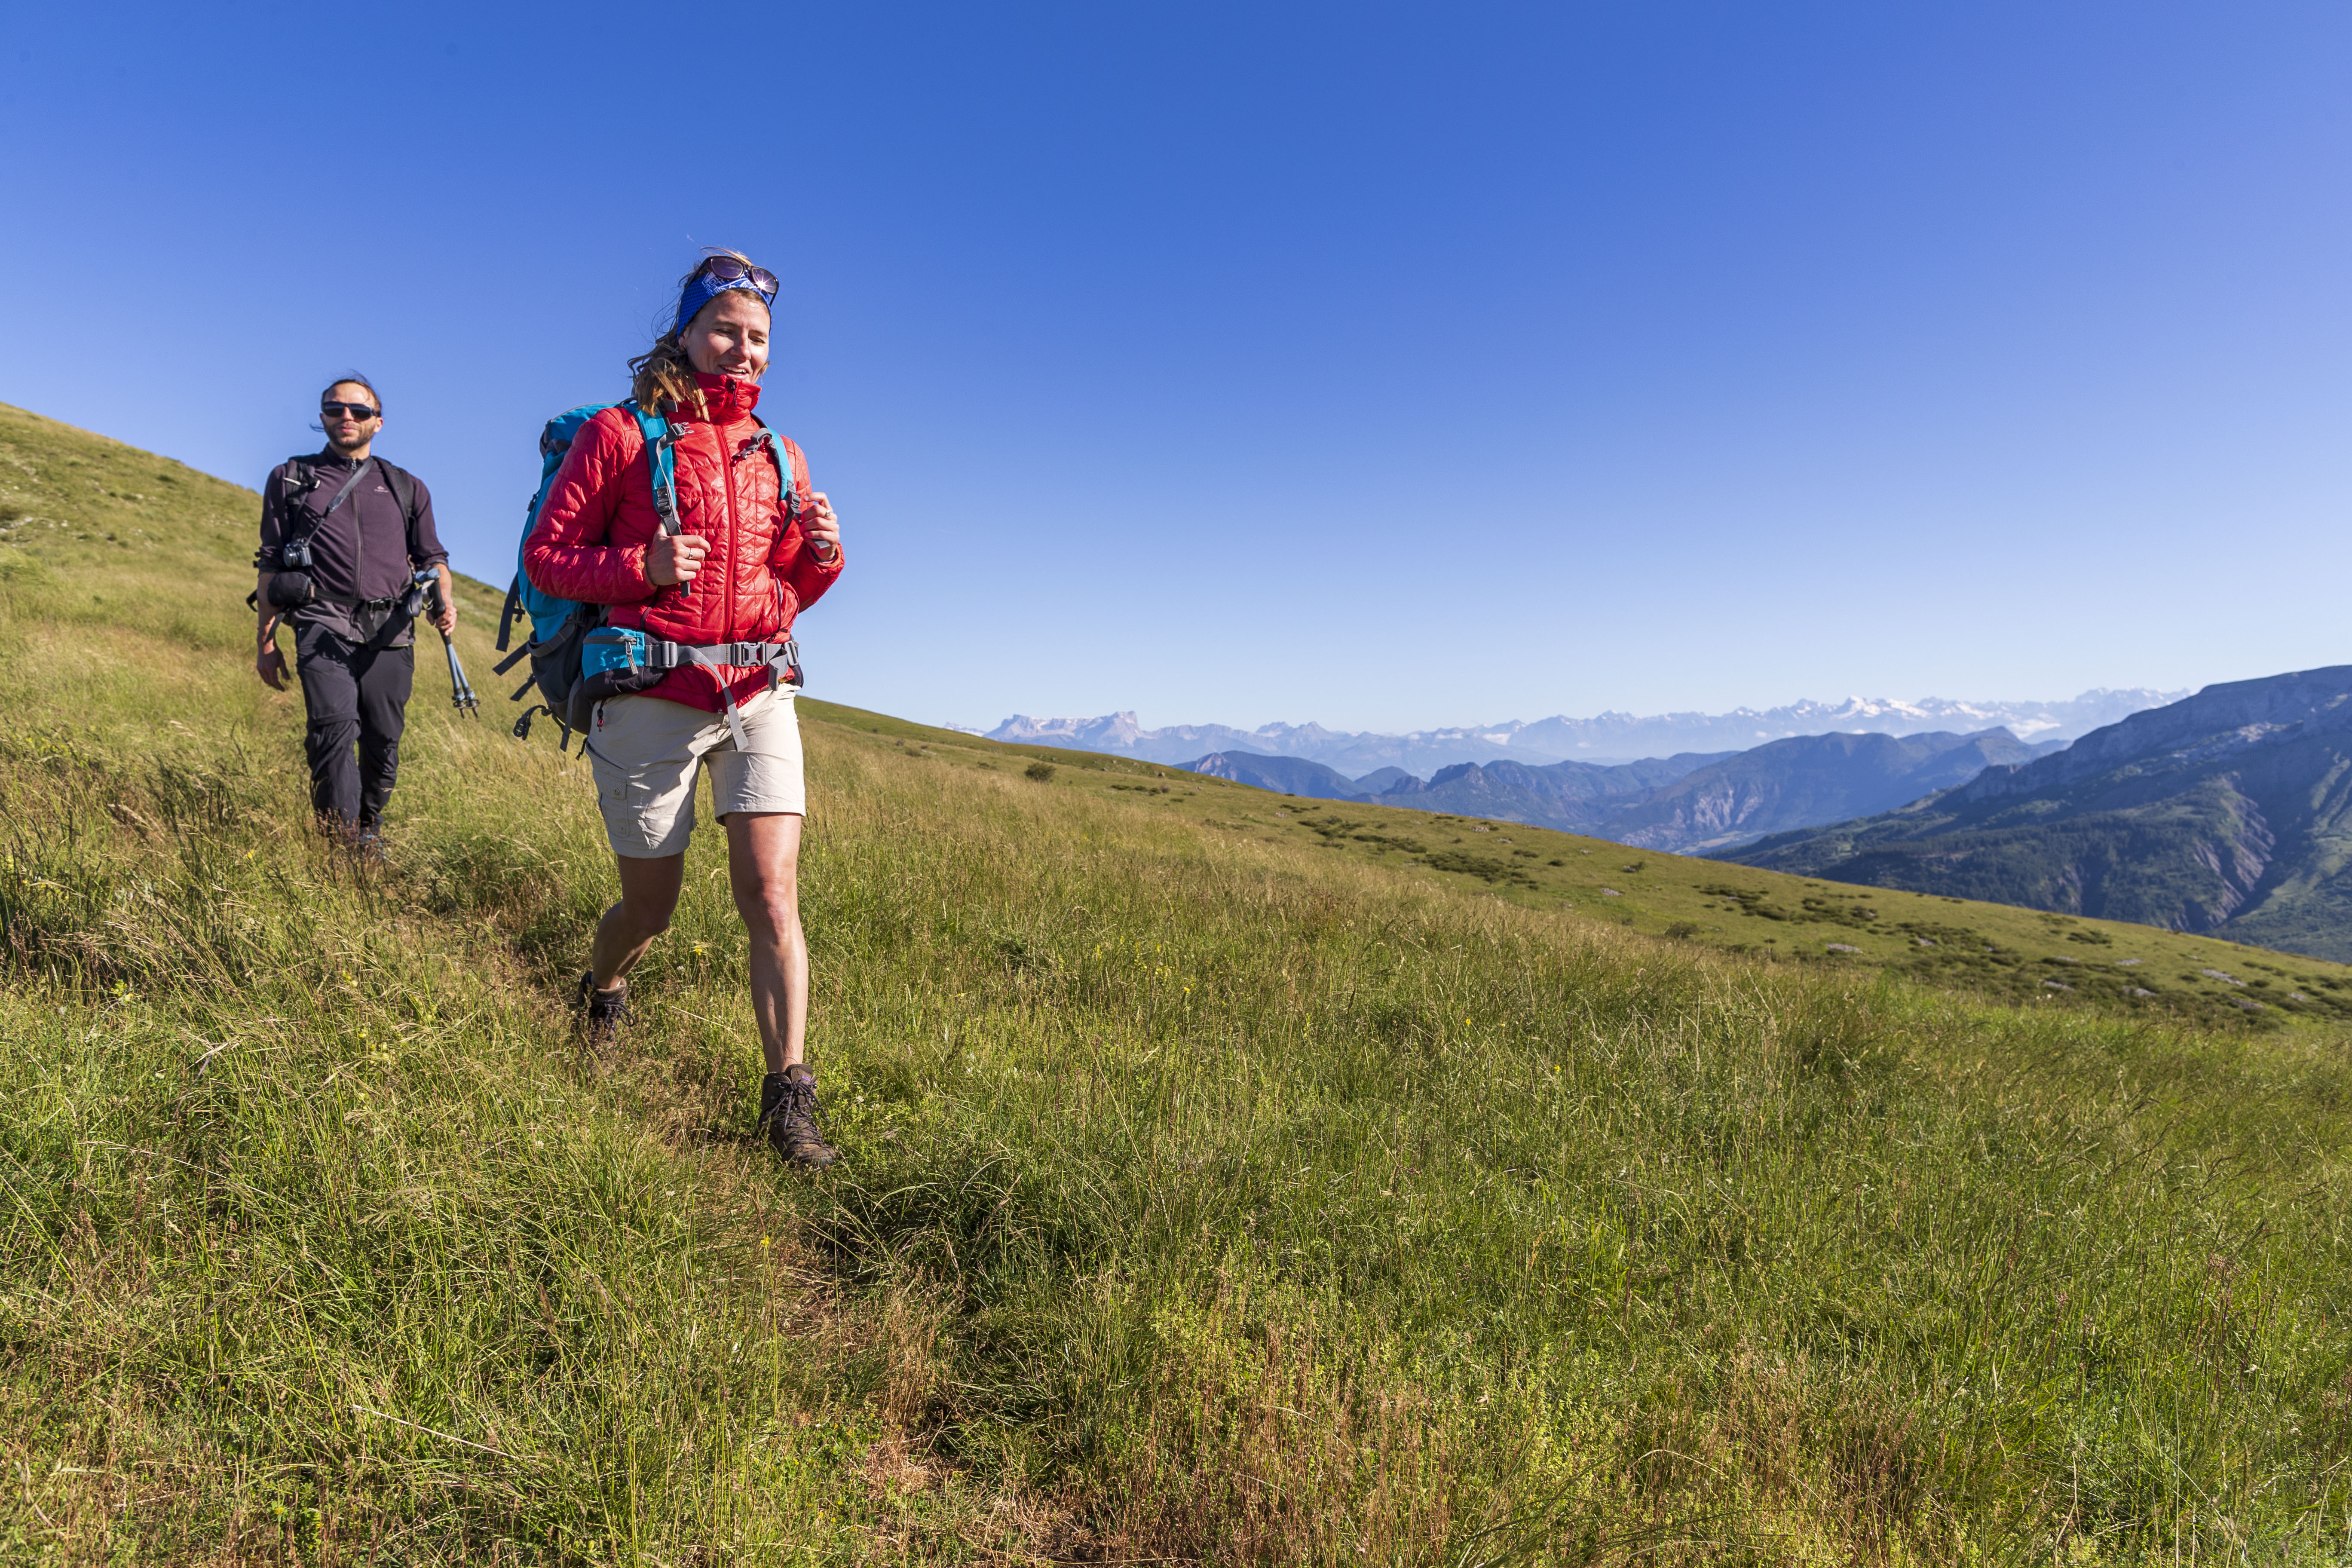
805;493;841;561
647;533;710;586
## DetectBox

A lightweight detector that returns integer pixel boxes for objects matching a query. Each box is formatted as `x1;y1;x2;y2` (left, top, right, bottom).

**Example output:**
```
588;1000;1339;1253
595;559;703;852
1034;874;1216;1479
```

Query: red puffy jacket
524;373;844;714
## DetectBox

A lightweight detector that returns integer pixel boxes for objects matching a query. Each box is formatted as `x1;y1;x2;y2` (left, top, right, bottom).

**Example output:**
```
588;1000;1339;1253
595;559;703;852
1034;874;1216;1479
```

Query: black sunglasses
701;256;779;298
321;401;381;421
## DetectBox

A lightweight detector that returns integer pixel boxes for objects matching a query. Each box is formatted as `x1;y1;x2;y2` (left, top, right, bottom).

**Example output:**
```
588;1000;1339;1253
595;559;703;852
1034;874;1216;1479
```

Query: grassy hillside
4;399;2352;1564
991;738;2352;1039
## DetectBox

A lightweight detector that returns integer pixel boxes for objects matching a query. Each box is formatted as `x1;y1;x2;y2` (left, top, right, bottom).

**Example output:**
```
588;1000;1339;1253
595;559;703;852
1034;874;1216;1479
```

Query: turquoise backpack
494;400;800;749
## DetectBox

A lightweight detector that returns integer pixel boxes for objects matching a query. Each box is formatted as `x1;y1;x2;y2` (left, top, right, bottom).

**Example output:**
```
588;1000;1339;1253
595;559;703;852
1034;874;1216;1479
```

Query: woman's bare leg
724;812;805;1074
589;851;686;990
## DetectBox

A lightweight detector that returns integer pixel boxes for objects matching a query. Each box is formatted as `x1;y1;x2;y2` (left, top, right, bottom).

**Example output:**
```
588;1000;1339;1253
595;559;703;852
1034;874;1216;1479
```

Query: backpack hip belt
581;628;802;749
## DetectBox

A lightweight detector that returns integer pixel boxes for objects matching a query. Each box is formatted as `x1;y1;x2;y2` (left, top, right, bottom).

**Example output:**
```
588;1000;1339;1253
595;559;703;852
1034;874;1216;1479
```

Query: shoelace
767;1079;825;1136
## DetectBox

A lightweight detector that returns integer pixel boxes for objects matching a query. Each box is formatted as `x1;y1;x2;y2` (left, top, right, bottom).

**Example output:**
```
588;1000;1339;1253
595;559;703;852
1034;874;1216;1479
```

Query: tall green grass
4;401;2352;1562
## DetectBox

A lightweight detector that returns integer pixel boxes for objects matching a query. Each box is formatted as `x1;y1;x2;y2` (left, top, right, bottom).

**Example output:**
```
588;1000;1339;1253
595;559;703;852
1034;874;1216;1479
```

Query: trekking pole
410;569;478;717
441;629;480;717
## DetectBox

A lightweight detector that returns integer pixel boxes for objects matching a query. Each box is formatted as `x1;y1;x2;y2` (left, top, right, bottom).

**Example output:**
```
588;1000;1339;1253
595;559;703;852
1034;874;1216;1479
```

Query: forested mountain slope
1727;666;2352;959
1305;729;2054;854
1363;750;1727;827
1602;727;2059;852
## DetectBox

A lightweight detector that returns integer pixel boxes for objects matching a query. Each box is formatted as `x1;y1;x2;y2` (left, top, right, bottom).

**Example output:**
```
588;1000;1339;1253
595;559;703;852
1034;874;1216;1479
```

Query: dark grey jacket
256;451;447;646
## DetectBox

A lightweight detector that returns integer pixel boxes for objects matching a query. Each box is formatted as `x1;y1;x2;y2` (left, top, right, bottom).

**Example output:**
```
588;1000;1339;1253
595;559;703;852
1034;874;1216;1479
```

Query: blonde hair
628;249;771;415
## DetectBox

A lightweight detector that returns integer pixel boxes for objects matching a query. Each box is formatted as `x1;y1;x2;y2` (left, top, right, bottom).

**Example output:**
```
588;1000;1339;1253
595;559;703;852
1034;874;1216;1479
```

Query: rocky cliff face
2184;787;2276;925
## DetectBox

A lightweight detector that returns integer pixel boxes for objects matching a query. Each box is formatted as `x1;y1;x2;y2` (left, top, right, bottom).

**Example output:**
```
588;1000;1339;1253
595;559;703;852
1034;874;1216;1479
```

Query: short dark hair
321;373;382;412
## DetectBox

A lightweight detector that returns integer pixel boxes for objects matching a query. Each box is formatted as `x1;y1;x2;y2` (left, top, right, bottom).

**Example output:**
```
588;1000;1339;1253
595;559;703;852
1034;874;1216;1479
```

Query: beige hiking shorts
584;687;805;859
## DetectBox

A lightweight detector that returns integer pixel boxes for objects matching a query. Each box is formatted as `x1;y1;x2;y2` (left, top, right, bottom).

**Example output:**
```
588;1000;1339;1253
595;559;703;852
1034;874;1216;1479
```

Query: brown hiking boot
576;972;628;1058
760;1066;838;1169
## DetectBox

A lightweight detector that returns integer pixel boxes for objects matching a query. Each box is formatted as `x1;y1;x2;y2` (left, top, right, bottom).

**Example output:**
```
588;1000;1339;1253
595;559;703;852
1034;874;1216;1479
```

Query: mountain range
980;689;2183;775
1723;666;2352;961
1185;727;2062;855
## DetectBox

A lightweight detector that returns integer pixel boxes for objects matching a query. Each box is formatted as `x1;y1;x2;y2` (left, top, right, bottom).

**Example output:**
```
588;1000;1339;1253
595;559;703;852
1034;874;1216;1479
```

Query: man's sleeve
254;464;285;570
406;478;451;570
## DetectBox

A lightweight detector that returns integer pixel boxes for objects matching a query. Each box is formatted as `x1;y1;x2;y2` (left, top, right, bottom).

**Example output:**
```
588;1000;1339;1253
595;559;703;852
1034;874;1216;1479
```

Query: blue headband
674;273;772;339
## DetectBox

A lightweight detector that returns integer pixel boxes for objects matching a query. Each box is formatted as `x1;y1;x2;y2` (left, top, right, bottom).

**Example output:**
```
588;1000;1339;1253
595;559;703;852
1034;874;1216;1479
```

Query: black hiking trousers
294;619;414;830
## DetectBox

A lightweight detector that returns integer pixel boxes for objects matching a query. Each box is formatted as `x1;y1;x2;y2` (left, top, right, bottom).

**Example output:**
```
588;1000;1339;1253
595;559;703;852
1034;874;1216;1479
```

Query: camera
282;535;314;571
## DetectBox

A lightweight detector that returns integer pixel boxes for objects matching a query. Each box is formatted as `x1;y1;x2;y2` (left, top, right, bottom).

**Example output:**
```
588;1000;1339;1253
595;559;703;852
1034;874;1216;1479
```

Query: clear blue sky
3;3;2347;732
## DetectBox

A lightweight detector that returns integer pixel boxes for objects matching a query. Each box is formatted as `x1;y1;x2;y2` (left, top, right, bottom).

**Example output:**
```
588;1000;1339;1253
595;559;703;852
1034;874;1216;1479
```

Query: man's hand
257;637;288;691
805;493;841;562
431;564;457;635
647;533;710;586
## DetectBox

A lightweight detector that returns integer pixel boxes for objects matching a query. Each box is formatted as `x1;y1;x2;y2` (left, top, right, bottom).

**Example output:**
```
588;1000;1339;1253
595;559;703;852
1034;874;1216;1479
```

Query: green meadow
4;399;2350;1564
910;741;2352;1040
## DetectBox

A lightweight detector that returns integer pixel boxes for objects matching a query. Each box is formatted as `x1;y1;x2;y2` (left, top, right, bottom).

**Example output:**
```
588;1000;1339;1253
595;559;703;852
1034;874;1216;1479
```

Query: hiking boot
319;814;383;861
760;1065;838;1169
576;971;628;1056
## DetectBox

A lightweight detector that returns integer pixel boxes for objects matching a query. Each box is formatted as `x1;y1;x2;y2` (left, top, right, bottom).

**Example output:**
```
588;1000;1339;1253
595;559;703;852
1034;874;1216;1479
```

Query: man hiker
254;376;455;848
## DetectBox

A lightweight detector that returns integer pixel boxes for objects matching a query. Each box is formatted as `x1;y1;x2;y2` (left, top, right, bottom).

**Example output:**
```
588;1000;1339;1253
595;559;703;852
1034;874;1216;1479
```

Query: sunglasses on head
321;401;381;421
701;256;779;299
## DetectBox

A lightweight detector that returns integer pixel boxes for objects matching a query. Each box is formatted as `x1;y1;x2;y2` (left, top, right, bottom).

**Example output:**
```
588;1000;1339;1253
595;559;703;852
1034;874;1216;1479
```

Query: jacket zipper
721;423;741;696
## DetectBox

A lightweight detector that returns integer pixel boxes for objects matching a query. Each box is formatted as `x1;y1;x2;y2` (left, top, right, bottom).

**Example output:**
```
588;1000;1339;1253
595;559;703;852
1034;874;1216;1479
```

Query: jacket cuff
619;545;659;600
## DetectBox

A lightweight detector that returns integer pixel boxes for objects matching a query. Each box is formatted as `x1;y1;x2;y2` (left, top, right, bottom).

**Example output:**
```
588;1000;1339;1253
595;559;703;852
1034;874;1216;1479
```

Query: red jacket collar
677;372;760;423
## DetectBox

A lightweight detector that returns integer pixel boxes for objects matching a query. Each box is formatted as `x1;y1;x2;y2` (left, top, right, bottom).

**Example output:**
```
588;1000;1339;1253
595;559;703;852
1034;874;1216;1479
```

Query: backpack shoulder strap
628;401;683;539
269;456;332;563
376;459;420;529
750;420;801;519
279;457;319;508
496;577;524;653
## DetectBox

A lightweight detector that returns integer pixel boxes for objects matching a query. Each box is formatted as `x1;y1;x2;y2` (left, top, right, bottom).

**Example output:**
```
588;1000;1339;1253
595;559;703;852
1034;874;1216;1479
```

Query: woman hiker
524;251;847;1167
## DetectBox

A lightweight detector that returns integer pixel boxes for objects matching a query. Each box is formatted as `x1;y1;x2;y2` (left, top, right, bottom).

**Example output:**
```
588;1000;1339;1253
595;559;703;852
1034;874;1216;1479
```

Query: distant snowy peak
981;689;2188;774
989;712;1148;749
